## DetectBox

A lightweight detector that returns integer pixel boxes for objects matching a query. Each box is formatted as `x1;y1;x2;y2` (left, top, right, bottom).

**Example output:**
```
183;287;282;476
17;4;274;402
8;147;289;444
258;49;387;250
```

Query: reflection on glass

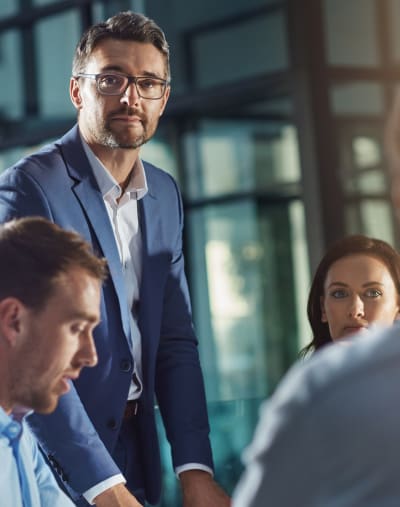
33;0;65;4
323;0;378;66
352;136;381;168
339;129;389;196
194;11;288;88
346;200;395;244
36;10;80;117
387;0;400;64
188;202;268;402
155;197;309;504
0;0;16;16
155;398;263;506
188;198;308;400
141;136;179;181
330;83;385;115
185;121;301;199
0;31;22;121
344;170;386;194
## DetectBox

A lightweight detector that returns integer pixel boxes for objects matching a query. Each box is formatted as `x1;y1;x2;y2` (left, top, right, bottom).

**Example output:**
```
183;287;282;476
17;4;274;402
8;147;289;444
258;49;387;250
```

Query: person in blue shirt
0;216;107;507
232;323;400;507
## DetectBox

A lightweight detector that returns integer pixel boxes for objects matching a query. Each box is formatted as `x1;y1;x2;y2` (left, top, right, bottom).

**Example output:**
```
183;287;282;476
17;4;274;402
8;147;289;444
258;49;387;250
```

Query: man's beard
96;122;149;149
100;131;148;149
89;106;158;149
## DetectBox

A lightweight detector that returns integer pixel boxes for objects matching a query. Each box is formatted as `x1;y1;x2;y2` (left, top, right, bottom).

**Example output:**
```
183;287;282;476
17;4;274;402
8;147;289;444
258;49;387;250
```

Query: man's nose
77;331;98;368
120;81;140;106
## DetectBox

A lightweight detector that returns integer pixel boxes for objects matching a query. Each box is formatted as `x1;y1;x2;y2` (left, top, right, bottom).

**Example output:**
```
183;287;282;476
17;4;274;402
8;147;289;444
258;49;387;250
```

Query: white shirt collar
80;135;148;201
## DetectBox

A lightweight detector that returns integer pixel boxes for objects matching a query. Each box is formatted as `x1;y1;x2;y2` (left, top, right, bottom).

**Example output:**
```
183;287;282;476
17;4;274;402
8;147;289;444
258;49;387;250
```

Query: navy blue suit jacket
0;125;213;504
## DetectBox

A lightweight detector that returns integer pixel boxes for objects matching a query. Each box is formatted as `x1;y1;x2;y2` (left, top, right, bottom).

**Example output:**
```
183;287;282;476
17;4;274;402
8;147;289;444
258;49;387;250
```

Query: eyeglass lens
97;74;165;98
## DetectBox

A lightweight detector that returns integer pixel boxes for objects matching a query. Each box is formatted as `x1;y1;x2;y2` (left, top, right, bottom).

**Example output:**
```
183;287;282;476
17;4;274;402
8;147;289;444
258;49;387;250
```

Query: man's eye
71;323;85;334
138;79;157;89
100;75;121;86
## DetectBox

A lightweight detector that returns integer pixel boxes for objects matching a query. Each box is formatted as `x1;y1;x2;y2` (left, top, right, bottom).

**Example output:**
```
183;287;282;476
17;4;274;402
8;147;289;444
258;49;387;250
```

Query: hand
93;483;143;507
179;470;231;507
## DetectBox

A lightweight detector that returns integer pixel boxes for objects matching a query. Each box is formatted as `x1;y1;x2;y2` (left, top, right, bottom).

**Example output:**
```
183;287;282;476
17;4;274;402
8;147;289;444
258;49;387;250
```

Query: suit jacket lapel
60;127;133;348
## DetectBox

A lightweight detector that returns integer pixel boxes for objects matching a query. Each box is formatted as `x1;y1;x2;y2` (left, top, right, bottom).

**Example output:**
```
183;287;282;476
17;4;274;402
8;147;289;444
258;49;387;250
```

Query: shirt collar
0;405;32;436
81;135;148;201
0;406;12;433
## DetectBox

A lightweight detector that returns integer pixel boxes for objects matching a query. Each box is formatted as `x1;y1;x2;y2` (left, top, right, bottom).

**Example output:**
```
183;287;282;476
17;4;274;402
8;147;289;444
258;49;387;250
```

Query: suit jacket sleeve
147;171;213;470
24;422;76;507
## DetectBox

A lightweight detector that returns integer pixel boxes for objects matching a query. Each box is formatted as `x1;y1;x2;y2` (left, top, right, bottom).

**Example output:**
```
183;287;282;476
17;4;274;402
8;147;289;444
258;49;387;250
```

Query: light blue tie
4;420;32;507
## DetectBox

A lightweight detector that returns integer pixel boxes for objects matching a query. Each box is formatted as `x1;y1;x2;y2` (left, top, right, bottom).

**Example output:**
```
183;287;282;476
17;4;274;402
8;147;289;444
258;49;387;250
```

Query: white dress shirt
83;140;146;399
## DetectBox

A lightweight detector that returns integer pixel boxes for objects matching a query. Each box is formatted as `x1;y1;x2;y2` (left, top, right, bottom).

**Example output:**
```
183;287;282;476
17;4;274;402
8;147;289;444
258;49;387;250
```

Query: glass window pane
35;10;80;117
0;30;23;120
388;0;400;64
0;0;17;16
184;120;301;200
140;123;180;182
346;200;396;244
0;146;28;173
337;125;389;197
330;83;385;115
33;0;66;4
194;11;288;88
323;0;379;66
187;198;308;401
161;0;281;28
188;201;268;401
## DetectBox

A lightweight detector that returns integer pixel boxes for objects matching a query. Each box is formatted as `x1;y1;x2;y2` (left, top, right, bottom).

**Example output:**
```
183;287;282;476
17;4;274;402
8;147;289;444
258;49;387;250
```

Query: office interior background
0;0;398;504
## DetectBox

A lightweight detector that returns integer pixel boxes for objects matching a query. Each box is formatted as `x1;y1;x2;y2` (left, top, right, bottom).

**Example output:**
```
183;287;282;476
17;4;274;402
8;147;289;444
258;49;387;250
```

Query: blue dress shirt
0;407;74;507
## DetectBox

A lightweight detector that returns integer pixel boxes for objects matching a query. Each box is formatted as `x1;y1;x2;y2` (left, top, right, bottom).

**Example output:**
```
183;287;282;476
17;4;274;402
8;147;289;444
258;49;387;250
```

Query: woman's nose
348;295;365;318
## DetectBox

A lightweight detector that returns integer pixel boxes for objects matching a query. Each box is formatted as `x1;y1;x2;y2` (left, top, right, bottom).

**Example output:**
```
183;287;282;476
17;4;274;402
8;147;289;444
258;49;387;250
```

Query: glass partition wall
0;0;399;504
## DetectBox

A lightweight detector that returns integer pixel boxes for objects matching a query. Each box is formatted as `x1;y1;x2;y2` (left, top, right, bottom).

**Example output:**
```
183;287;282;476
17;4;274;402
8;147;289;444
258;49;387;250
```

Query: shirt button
120;359;132;372
107;418;118;430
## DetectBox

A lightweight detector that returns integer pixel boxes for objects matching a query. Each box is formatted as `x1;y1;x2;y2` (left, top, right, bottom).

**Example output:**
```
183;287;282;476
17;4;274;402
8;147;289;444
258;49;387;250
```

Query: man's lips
58;371;80;394
111;115;142;123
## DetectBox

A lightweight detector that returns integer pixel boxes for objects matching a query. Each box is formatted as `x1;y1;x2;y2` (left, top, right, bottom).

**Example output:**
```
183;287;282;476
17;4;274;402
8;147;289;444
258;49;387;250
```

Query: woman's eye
330;289;347;299
365;288;382;298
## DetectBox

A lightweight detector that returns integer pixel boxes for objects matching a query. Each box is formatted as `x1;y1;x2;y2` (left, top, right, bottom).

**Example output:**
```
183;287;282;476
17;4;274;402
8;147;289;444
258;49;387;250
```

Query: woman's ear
320;296;328;323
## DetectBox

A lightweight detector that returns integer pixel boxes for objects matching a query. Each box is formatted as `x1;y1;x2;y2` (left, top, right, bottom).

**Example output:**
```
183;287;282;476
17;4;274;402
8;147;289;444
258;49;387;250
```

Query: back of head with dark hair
0;217;107;310
300;234;400;356
72;11;170;80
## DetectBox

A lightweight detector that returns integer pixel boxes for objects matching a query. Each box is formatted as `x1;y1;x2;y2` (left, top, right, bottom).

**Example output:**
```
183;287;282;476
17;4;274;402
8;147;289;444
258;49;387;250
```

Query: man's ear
320;296;328;323
70;77;83;110
0;298;24;346
158;85;170;117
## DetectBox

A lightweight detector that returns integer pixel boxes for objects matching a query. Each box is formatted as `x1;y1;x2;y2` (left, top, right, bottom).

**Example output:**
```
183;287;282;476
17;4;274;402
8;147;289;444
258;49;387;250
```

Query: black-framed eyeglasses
75;72;170;99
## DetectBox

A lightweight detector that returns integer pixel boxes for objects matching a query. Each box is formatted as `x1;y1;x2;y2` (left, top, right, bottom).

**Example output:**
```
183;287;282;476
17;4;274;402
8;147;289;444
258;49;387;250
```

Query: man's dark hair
0;216;107;310
72;10;170;80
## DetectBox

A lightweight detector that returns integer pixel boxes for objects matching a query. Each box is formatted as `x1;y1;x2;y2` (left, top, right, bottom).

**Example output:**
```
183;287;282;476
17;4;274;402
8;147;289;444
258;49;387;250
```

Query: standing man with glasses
0;10;230;507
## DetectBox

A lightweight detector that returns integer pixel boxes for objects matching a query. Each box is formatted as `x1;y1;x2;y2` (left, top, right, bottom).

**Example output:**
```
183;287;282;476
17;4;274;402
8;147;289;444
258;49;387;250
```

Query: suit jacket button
120;359;132;372
107;418;118;430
